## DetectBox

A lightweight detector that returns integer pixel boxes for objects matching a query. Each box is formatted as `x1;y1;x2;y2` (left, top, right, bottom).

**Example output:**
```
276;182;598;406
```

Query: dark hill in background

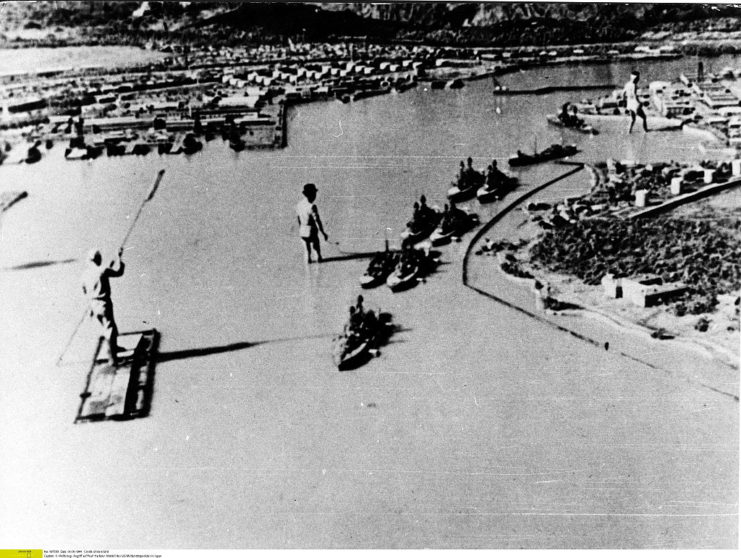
318;3;741;45
187;2;741;46
3;2;741;47
320;2;727;27
194;2;402;40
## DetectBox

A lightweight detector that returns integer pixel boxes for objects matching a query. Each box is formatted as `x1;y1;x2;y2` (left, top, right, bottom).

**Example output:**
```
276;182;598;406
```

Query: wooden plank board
124;331;158;418
105;332;144;417
80;362;117;418
105;364;133;417
77;330;157;423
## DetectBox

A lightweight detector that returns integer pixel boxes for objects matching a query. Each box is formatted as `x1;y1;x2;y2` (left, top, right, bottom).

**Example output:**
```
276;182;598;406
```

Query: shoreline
490;249;739;371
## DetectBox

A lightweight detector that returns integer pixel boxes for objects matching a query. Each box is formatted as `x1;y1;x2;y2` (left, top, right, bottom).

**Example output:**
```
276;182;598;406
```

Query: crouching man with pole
82;248;125;366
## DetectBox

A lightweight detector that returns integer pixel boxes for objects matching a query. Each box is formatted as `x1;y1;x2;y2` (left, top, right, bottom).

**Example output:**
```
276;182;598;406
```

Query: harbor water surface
0;55;738;548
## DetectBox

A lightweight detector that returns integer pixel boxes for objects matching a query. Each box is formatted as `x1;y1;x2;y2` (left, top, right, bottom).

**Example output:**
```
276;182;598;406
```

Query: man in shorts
296;183;329;263
623;70;649;133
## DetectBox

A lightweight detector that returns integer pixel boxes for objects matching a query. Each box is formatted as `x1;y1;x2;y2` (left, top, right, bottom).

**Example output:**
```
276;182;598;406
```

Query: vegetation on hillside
2;2;741;47
529;217;741;315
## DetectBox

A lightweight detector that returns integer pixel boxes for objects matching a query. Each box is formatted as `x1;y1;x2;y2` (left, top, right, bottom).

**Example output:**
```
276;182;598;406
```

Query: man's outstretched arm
107;248;126;277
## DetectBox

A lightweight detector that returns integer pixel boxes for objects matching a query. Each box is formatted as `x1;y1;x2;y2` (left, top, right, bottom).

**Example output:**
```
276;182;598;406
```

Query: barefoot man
296;183;329;263
623;70;649;133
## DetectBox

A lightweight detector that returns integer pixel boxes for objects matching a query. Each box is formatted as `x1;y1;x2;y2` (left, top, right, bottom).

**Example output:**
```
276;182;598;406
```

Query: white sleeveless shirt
296;197;317;238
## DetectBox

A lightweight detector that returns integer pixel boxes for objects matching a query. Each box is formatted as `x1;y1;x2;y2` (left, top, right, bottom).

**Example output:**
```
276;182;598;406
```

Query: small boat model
168;136;185;154
386;262;420;292
332;312;393;370
63;143;103;160
157;142;173;154
183;133;203;154
229;137;246;151
106;143;126;156
360;249;399;289
86;145;104;159
508;144;578;167
447;171;485;202
447;182;476;202
546;115;599;135
476;175;518;203
393;80;417;93
386;248;438;292
25;144;42;164
332;334;372;371
429;210;479;246
64;147;88;160
400;208;442;245
132;143;150;156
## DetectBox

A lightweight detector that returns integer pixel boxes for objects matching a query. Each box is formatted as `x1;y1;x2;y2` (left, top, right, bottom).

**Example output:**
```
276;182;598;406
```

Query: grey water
0;54;738;548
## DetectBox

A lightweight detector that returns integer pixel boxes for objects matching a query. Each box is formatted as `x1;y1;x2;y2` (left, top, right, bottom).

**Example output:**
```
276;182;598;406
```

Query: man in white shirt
296;183;329;263
623;70;649;133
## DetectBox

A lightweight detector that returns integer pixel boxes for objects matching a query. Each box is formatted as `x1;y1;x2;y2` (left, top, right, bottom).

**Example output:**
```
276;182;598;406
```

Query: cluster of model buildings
2;40;523;164
525;156;741;309
527;158;738;226
572;63;741;147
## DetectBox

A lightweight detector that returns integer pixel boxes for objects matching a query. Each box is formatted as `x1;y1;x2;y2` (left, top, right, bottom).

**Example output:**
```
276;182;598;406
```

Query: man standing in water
296;182;329;263
82;248;125;365
623;70;649;133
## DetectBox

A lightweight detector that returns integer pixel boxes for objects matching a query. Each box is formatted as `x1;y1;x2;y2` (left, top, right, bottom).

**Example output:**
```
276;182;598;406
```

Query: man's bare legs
628;107;649;133
302;236;323;263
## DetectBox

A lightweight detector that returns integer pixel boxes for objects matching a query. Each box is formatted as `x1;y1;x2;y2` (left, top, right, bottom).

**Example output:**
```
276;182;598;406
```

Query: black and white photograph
0;0;739;551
